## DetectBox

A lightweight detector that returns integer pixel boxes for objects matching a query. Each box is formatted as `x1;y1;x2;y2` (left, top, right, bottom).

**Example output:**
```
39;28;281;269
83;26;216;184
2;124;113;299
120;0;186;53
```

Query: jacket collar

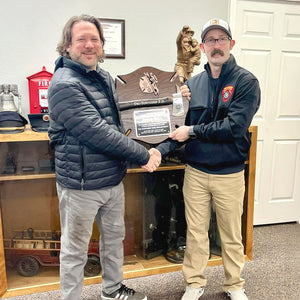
54;56;101;75
204;54;236;79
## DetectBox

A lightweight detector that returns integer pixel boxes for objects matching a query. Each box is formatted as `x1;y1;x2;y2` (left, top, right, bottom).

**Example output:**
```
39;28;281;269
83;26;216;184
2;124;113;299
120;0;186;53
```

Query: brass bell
0;84;22;113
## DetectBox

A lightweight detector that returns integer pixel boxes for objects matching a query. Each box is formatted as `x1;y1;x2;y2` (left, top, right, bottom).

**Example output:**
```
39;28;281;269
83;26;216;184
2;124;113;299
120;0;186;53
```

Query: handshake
141;148;162;173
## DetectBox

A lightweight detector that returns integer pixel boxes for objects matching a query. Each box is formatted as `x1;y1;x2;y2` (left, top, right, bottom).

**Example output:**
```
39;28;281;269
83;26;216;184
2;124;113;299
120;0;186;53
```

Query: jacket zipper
80;146;84;190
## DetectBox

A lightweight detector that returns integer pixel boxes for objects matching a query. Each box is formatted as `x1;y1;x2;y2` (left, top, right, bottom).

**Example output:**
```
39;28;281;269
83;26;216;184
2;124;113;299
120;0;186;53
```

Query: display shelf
127;164;185;173
3;254;226;298
0;126;257;298
0;126;49;142
0;174;56;181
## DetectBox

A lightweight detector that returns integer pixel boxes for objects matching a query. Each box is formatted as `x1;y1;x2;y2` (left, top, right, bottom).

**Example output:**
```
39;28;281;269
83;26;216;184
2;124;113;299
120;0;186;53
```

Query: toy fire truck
4;229;101;277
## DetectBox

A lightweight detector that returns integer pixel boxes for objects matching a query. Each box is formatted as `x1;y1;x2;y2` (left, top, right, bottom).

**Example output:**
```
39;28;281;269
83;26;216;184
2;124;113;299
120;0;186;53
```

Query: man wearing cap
156;18;260;300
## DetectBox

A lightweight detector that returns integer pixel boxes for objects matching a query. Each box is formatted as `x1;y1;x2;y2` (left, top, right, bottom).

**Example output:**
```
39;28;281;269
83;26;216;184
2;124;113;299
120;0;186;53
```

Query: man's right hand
180;85;191;101
141;148;161;173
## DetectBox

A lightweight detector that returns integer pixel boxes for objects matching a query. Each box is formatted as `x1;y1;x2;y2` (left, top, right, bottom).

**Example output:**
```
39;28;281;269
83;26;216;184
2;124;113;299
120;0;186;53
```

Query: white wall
0;0;229;117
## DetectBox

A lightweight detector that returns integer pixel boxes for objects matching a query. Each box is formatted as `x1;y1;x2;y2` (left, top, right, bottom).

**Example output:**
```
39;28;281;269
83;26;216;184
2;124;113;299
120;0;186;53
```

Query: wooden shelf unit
0;126;257;298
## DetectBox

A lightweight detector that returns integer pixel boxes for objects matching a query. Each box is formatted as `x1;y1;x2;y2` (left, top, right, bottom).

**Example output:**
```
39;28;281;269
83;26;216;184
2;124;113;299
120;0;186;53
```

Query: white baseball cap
201;18;232;41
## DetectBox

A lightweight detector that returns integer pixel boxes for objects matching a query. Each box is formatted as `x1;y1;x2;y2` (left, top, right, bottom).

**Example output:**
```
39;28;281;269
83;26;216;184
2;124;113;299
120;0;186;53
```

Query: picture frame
99;18;125;59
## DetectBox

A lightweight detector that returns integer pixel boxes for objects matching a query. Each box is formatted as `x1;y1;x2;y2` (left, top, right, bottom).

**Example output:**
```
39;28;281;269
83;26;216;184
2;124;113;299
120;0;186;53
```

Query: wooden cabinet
0;126;257;298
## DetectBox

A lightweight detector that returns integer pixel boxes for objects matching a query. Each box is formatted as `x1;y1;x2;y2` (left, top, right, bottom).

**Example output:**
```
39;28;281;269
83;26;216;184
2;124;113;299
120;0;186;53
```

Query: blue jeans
56;182;125;300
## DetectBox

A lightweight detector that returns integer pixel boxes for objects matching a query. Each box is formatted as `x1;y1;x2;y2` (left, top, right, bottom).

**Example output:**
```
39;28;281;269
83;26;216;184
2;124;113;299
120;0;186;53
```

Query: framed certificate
99;18;125;58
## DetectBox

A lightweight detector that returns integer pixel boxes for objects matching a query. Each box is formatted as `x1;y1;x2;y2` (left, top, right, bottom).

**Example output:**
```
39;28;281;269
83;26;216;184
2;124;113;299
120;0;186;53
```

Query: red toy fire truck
4;229;101;277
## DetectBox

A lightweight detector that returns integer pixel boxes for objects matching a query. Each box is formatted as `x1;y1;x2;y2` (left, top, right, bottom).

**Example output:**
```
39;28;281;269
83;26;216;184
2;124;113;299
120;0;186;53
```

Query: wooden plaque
116;66;189;144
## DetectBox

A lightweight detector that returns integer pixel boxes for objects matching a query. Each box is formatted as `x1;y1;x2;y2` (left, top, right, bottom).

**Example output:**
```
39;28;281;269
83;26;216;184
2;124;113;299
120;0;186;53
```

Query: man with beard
48;14;160;300
156;18;260;300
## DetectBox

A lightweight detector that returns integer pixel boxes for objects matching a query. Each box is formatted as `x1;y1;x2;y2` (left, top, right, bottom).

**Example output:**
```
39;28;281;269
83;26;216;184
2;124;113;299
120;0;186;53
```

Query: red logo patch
222;86;234;102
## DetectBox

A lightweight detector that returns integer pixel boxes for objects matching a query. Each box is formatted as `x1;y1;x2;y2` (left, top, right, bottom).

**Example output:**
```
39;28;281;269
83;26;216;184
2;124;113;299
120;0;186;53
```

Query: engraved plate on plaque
134;108;171;138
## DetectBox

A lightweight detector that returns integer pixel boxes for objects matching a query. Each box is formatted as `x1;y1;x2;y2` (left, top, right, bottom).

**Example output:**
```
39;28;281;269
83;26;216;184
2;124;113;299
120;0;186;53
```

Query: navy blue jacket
157;55;260;174
48;57;150;190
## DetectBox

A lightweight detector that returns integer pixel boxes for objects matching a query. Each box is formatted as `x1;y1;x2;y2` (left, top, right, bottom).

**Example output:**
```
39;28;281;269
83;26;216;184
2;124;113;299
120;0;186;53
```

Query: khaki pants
182;165;245;292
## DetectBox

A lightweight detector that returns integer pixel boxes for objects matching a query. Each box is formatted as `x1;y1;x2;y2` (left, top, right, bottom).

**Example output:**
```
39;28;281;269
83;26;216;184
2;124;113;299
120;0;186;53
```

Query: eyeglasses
203;37;231;47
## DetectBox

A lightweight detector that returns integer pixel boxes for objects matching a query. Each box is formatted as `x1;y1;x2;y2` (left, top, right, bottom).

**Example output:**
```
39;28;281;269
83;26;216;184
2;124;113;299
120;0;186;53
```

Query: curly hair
56;14;105;61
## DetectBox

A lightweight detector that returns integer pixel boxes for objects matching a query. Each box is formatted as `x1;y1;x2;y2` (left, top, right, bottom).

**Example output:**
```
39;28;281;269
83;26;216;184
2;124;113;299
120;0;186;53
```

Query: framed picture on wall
99;18;125;59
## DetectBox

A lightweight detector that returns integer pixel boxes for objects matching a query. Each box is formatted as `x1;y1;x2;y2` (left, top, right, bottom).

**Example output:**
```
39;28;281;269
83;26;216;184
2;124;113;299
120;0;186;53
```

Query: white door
229;0;300;225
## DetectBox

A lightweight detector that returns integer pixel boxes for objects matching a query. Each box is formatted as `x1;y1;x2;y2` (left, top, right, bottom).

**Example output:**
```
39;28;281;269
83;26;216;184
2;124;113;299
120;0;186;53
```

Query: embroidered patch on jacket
222;86;234;102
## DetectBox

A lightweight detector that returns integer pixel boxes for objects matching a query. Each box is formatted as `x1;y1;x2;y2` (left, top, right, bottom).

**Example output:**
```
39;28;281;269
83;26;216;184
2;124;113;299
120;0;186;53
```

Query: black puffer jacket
48;57;149;190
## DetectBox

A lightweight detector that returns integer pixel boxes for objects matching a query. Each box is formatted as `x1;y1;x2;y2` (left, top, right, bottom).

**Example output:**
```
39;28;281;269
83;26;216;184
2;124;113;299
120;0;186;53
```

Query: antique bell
0;84;22;113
